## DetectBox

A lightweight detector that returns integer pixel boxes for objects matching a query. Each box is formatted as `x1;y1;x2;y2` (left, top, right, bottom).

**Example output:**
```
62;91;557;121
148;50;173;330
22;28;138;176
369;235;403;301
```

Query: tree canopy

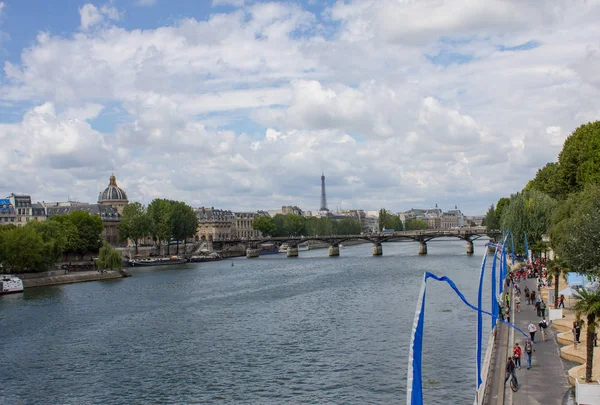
557;121;600;198
252;216;276;236
119;202;152;254
499;188;556;256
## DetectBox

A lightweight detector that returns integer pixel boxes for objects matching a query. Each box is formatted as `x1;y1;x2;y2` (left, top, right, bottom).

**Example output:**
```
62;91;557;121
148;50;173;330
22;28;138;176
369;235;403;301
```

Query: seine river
1;239;491;404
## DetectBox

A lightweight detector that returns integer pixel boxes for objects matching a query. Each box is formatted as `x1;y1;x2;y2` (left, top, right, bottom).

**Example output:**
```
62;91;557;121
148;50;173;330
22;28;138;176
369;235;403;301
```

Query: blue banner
491;244;498;330
476;249;488;388
407;270;532;405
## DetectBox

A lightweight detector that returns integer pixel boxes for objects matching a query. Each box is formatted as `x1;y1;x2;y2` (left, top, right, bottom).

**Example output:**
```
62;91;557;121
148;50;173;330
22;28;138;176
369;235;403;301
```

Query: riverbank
19;269;131;289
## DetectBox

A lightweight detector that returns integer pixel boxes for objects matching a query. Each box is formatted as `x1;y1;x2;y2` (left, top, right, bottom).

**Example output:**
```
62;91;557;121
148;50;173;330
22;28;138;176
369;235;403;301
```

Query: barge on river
1;276;24;294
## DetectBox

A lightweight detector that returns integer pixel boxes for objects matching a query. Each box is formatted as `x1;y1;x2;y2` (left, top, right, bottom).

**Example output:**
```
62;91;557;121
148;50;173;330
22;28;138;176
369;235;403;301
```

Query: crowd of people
502;260;553;388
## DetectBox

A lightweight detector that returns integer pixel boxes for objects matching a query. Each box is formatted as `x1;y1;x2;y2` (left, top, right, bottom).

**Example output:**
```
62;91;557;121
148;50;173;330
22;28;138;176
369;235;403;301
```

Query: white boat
1;276;24;294
298;243;310;251
279;243;289;253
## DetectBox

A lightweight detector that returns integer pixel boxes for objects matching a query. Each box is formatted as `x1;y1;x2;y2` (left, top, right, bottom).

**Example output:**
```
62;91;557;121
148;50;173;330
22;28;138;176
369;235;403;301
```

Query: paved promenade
486;277;573;404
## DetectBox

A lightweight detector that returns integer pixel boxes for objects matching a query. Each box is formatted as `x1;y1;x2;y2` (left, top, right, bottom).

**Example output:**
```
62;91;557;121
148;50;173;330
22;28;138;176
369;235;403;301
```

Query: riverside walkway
485;277;573;405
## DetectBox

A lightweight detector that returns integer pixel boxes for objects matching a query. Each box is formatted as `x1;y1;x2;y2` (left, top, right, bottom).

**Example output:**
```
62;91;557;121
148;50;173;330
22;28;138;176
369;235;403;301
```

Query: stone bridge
238;227;500;258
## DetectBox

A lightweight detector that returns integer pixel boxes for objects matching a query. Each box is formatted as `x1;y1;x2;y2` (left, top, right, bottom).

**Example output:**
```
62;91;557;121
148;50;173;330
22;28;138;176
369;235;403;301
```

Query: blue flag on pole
407;270;531;405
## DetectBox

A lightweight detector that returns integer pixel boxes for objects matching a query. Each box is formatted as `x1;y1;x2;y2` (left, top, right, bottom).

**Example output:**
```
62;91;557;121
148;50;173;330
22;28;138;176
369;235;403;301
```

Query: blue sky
0;0;599;214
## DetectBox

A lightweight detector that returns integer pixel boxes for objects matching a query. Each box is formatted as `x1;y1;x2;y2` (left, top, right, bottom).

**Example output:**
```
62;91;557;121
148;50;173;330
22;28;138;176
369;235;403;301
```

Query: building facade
232;211;268;239
6;194;46;226
195;207;235;241
0;198;16;225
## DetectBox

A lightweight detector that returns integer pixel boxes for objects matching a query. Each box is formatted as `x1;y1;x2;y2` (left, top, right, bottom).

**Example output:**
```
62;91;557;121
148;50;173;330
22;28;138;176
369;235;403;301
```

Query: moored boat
278;243;289;253
1;276;24;294
298;242;310;251
130;256;187;266
259;243;279;255
188;252;223;263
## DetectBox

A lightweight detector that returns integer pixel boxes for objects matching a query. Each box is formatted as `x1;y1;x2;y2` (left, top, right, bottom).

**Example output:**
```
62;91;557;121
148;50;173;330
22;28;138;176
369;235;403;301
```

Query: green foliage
168;201;198;253
0;226;48;273
30;220;68;266
557;121;600;198
96;242;123;270
378;208;389;232
483;204;497;229
554;188;600;275
572;288;600;381
270;214;362;237
550;184;600;254
252;216;276;236
527;162;563;200
495;197;511;226
49;211;103;255
405;218;428;231
500;188;556;256
378;208;403;231
147;198;173;247
336;218;363;234
120;202;151;253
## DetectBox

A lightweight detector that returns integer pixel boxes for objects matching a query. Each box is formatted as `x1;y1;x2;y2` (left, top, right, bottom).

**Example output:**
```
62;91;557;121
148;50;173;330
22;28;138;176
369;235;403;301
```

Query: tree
119;202;151;255
30;220;68;267
50;211;103;256
0;226;47;273
405;218;428;231
557;121;600;198
168;201;198;254
148;198;173;251
336;218;362;235
96;242;123;270
555;194;600;276
378;208;389;231
573;288;600;382
527;162;563;200
495;197;511;226
253;216;276;236
500;188;556;256
483;204;498;230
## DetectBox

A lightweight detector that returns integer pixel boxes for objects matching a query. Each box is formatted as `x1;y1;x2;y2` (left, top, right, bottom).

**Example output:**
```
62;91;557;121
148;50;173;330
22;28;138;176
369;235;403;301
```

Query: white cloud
1;1;600;213
135;0;157;6
79;3;121;31
212;0;245;7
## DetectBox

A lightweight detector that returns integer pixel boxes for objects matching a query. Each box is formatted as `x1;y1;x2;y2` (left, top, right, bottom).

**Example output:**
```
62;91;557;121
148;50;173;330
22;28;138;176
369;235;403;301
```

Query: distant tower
320;172;329;211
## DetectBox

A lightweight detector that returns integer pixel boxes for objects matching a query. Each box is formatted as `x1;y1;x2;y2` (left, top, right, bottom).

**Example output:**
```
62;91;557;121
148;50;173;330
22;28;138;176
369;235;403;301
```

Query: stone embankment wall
20;269;130;288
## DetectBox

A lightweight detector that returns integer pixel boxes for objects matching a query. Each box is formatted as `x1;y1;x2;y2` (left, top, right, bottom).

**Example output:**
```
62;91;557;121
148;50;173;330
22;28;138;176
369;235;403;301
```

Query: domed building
98;173;129;215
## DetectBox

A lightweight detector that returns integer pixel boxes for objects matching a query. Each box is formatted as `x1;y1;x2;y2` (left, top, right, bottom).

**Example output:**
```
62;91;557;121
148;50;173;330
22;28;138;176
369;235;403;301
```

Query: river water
1;239;491;404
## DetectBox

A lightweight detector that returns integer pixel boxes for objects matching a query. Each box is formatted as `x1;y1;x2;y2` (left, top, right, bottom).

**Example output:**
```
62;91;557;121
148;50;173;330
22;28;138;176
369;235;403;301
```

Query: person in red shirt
513;343;522;369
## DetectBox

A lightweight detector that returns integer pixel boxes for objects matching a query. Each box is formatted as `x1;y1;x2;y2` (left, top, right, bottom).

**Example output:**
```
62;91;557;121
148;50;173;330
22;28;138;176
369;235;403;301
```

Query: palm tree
573;288;600;382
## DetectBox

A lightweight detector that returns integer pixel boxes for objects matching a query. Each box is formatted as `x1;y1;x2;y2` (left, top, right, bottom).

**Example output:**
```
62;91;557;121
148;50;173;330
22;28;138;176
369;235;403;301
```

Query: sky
1;0;599;215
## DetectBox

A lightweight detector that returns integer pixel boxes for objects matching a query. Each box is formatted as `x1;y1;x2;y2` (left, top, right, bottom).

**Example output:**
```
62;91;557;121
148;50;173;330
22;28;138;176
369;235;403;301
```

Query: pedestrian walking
524;339;534;369
504;292;510;308
515;295;521;312
539;300;546;318
539;317;548;342
505;356;518;385
535;300;541;316
513;343;522;369
572;322;579;348
528;322;537;342
575;321;582;344
530;290;536;306
558;294;565;309
525;286;530;304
